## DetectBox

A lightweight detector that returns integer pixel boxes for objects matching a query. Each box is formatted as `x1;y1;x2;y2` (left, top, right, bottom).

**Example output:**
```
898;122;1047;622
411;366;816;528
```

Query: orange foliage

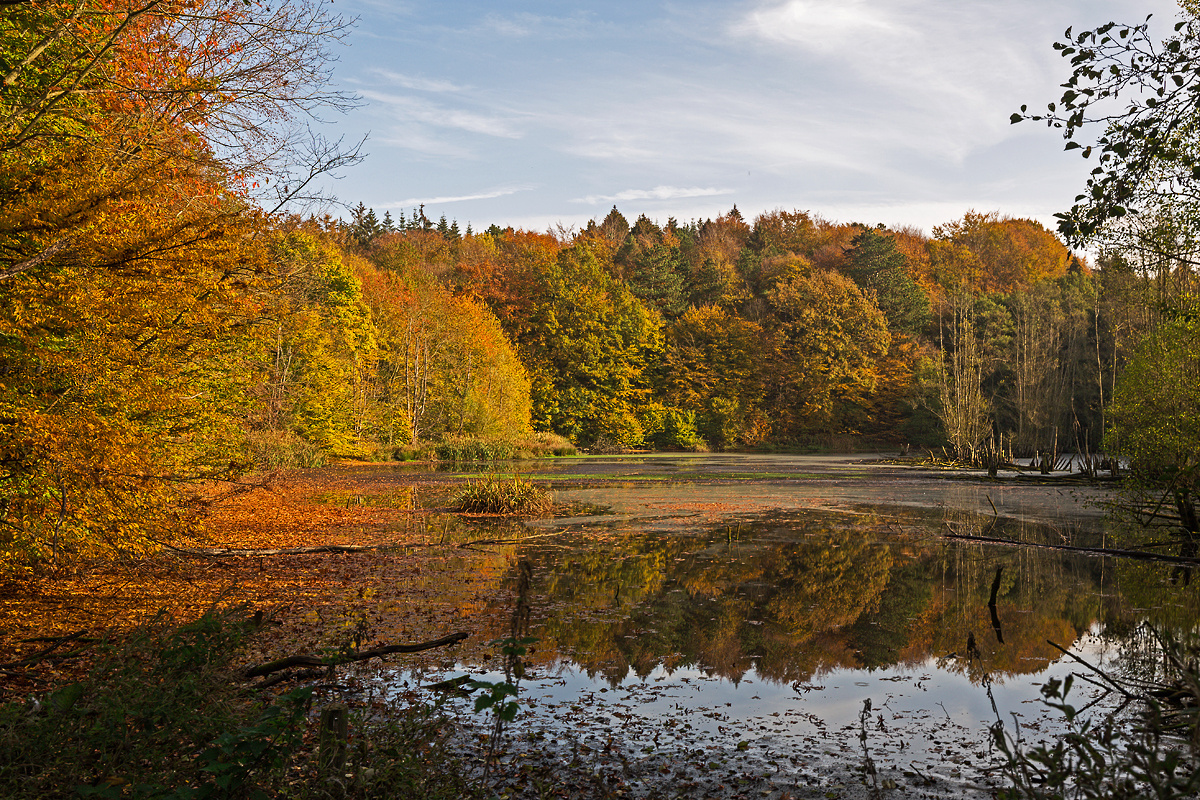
932;211;1072;292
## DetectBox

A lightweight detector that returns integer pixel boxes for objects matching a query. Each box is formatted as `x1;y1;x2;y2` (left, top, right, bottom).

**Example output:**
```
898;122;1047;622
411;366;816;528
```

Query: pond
365;454;1198;798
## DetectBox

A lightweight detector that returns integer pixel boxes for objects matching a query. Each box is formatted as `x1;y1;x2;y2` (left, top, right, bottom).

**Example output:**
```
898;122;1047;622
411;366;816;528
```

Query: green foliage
638;403;708;451
178;687;312;800
1108;310;1200;531
0;608;284;799
510;239;662;447
428;432;574;462
1016;14;1200;244
994;674;1200;800
844;226;931;336
0;607;485;800
435;437;518;463
469;637;537;723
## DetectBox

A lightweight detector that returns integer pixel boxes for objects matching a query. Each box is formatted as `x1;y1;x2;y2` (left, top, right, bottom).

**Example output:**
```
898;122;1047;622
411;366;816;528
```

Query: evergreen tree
844;226;931;336
349;203;383;248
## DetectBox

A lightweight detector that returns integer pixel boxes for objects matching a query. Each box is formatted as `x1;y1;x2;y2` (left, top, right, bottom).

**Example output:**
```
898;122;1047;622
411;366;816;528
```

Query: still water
383;454;1197;795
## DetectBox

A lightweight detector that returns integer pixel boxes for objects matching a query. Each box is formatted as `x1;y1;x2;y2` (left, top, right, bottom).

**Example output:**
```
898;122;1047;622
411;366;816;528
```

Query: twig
167;543;406;558
0;630;93;669
1047;640;1140;701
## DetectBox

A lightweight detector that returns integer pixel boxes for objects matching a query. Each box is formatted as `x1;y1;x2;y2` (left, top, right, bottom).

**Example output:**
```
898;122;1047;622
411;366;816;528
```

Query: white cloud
371;128;473;159
725;1;1064;164
359;90;522;139
382;186;532;208
477;11;594;39
572;186;732;204
735;0;909;53
365;69;467;93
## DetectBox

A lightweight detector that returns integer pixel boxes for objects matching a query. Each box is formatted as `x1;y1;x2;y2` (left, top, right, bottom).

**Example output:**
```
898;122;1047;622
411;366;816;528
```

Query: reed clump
453;475;553;515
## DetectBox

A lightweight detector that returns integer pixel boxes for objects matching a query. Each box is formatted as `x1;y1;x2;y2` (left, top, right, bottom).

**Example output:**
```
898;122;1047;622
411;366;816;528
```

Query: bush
643;410;705;453
434;437;518;463
453;475;553;515
0;607;482;800
514;431;576;458
0;607;285;798
435;434;577;462
994;633;1200;800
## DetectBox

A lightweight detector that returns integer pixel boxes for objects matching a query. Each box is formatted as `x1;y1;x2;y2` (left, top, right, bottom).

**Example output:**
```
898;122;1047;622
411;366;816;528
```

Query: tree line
341;203;1136;463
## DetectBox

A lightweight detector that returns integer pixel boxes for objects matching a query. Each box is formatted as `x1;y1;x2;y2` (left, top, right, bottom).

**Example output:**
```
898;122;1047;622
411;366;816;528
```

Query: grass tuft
453;475;554;515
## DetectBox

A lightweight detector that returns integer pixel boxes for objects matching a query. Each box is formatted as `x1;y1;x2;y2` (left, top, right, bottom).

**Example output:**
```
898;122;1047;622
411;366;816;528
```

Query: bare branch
0;234;76;281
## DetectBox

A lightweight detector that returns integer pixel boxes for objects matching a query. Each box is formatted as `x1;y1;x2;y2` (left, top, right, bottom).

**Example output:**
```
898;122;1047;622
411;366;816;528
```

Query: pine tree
844;226;930;336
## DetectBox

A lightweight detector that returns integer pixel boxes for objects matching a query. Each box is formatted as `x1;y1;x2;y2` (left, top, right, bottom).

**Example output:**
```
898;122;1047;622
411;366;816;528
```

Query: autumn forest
4;0;1200;577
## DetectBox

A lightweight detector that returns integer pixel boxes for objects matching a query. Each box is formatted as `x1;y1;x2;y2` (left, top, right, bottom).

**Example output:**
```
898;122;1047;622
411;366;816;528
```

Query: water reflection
485;510;1200;690
408;506;1200;795
348;454;1200;793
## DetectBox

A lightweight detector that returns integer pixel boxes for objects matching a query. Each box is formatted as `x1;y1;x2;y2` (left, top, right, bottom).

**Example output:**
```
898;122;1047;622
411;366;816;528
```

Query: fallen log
244;631;469;679
944;532;1200;565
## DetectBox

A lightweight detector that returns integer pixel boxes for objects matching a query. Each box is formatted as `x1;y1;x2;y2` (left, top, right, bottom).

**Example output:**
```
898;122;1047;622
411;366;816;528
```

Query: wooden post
318;703;348;774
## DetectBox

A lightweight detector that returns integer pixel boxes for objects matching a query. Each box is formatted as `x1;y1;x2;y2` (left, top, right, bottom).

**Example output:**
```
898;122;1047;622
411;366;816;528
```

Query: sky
312;0;1184;239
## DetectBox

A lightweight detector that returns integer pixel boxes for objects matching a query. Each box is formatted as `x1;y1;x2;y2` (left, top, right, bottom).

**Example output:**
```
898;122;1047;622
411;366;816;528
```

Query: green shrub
453;475;553;515
0;608;279;798
995;642;1200;800
590;407;644;451
651;408;708;452
394;445;433;462
435;434;577;462
434;437;517;463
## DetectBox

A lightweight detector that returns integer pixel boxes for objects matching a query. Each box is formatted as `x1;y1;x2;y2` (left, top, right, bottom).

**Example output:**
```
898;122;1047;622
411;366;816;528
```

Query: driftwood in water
945;532;1200;566
244;631;469;679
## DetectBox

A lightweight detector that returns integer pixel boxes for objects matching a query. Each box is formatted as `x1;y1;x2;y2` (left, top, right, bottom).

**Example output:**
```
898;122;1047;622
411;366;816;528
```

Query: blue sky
315;0;1183;238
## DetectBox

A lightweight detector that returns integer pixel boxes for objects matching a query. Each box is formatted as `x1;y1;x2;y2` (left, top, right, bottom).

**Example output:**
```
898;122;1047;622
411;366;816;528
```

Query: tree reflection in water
484;509;1200;689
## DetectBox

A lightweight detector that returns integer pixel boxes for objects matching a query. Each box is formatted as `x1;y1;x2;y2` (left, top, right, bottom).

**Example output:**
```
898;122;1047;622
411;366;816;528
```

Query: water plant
453;474;553;515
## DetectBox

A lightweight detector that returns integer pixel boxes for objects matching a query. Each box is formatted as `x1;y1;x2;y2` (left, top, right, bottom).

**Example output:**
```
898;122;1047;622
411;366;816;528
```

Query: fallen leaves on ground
0;465;517;699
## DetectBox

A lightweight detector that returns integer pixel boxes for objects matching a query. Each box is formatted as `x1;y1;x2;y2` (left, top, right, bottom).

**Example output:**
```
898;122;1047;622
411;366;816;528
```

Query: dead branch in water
944;532;1200;565
244;631;469;679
